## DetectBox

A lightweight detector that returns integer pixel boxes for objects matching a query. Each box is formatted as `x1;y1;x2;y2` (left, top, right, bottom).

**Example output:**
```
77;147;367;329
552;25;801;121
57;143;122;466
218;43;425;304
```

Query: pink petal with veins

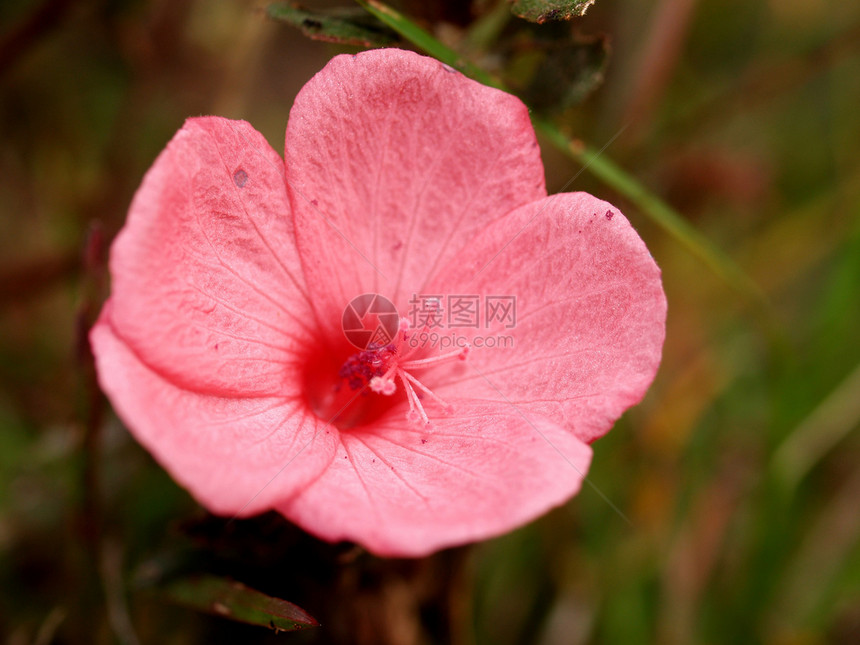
107;117;316;397
285;49;547;340
428;192;667;444
91;305;338;515
280;400;591;557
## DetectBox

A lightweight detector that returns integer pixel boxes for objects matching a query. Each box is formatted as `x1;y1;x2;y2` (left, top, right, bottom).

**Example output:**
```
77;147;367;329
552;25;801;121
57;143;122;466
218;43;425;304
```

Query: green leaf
163;575;319;633
510;0;597;24
268;3;398;47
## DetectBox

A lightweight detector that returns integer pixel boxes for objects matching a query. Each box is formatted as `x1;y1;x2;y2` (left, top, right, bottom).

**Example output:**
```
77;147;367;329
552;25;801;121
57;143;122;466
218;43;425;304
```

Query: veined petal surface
285;49;547;342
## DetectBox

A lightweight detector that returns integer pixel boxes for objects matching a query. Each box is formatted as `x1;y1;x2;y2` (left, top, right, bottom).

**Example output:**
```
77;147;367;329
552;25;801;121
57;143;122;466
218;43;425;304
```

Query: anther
370;376;396;396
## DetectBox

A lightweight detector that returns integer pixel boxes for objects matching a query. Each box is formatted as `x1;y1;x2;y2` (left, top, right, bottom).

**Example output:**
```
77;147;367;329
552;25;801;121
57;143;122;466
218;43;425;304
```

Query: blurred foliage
1;0;860;644
502;29;609;116
267;4;398;47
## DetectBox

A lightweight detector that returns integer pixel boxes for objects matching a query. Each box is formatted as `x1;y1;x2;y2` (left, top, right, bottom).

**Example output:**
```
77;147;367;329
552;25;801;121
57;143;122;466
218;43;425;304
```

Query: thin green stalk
356;0;779;338
771;361;860;494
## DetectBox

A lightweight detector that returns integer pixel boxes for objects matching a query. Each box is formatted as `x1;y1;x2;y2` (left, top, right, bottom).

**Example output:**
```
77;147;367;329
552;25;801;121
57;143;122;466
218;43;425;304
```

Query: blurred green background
1;0;859;643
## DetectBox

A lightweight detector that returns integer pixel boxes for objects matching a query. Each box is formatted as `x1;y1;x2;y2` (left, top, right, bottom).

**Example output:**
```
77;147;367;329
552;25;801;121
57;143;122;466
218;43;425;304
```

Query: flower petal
91;309;338;515
107;116;314;397
428;193;667;444
284;49;547;342
277;401;592;557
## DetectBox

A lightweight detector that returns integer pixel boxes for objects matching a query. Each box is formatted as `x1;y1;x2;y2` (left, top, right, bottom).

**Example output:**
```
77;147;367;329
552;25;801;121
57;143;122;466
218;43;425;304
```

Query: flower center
341;318;470;428
303;318;469;431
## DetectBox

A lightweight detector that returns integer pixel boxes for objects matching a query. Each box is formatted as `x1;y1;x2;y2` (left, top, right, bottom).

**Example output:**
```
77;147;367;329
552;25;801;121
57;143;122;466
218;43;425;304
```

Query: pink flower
90;49;666;557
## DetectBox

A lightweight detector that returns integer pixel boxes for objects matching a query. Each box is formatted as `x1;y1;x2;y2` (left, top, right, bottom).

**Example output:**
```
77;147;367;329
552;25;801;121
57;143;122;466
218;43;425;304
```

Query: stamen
400;371;453;415
400;370;431;427
401;344;470;370
338;304;471;427
339;343;397;391
369;376;396;395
